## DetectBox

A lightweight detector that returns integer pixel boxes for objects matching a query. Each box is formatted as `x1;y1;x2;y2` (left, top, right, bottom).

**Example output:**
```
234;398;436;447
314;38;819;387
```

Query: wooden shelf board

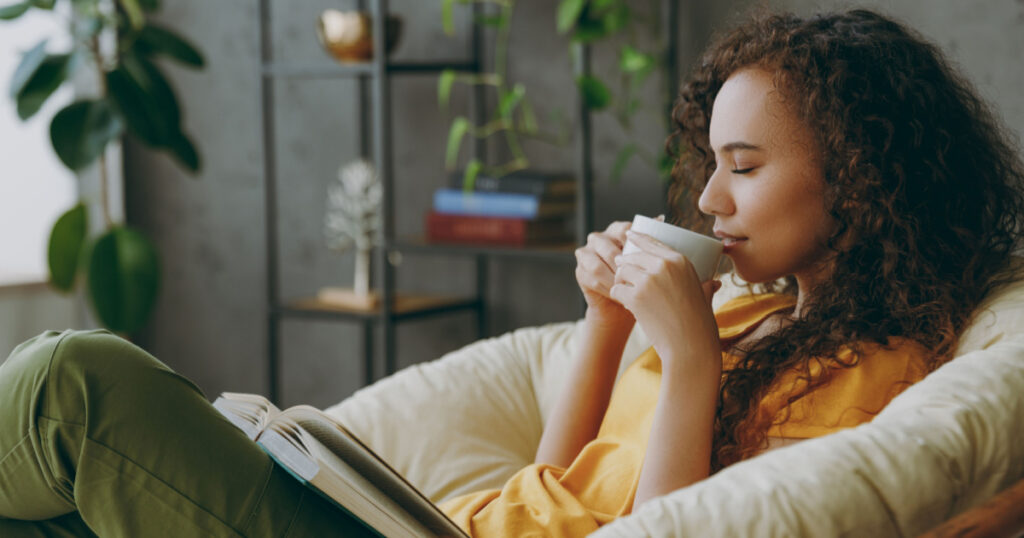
262;60;478;79
391;237;578;260
282;293;477;317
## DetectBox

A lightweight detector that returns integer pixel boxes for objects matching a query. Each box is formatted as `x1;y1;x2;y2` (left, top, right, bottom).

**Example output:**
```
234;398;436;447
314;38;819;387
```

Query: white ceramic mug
622;214;723;282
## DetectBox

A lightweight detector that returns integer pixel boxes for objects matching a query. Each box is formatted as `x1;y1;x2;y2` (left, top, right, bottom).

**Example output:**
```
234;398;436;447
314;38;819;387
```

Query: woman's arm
535;221;635;468
533;313;633;468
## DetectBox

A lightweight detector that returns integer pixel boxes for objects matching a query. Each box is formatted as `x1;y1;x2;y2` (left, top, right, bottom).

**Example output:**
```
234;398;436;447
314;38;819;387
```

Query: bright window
0;7;77;286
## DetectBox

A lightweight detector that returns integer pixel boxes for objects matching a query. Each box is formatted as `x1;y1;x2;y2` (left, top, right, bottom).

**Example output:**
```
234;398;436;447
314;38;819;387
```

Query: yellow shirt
439;294;929;537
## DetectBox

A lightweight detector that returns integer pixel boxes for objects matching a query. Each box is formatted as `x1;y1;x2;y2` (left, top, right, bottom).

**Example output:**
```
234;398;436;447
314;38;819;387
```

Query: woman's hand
574;220;636;330
610;229;722;373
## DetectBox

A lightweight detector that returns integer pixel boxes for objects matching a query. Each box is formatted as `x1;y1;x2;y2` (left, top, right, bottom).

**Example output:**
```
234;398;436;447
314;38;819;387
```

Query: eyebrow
717;141;764;153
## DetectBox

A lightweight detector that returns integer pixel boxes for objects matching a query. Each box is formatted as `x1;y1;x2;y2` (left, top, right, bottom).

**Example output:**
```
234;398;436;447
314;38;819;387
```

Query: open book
213;392;469;538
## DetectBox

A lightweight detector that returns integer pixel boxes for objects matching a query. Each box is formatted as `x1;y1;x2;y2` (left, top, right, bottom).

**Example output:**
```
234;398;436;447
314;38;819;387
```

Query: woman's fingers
605;220;631;242
576;249;616;290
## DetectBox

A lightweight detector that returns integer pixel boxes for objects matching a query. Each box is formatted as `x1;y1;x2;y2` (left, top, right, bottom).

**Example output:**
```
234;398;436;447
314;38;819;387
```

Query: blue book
433;189;575;218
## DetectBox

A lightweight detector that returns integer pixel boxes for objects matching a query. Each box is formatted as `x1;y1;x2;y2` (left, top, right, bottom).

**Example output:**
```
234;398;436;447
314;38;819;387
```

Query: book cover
433;189;575;219
426;211;573;246
449;171;576;198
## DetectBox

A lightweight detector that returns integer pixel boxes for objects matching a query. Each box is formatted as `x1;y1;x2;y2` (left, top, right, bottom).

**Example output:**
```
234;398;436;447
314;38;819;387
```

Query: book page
212;393;281;440
275;406;469;538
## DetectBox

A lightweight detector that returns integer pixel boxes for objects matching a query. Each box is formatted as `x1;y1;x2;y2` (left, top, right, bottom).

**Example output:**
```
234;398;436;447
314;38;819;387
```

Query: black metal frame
257;0;677;404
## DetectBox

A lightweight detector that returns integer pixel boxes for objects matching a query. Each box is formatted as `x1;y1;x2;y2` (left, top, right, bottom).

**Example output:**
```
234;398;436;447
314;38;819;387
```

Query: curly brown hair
666;9;1024;469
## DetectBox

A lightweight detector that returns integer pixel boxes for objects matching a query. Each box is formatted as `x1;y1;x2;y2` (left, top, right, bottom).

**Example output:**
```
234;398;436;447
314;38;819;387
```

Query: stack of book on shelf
426;172;576;247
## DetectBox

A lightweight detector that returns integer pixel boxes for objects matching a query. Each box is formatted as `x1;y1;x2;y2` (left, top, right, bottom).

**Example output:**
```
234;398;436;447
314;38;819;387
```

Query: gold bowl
315;10;403;63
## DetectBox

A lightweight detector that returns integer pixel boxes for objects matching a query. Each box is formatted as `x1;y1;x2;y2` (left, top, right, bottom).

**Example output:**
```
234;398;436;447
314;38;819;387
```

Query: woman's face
698;68;835;287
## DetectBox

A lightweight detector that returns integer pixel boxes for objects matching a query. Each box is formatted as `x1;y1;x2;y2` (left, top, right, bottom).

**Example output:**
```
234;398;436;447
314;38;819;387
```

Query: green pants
0;329;374;537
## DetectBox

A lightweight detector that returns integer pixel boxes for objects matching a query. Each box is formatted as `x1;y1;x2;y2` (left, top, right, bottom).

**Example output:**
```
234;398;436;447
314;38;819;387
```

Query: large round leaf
16;53;77;120
50;99;124;170
9;39;47;98
135;24;204;68
47;203;88;292
0;2;30;20
87;226;160;334
106;66;171;146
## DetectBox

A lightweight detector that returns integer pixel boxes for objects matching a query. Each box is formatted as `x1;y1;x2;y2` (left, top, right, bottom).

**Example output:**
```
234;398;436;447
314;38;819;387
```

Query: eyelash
731;167;755;174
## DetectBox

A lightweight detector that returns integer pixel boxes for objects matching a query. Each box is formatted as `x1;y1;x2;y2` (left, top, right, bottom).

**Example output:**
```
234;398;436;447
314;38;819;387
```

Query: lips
714;229;747;251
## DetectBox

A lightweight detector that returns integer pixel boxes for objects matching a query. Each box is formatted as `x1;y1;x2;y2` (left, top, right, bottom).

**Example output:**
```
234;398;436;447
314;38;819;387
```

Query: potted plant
2;0;204;335
439;0;674;187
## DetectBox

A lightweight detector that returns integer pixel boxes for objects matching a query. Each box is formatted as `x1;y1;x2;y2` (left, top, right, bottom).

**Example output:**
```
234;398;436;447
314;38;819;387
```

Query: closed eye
731;167;755;174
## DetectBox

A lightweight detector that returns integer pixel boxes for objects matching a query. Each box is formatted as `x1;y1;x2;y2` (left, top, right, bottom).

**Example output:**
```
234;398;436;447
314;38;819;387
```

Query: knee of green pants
0;330;80;520
0;330;208;524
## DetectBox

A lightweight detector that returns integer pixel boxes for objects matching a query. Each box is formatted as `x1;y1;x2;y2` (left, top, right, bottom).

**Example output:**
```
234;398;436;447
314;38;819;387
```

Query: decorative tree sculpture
324;159;382;300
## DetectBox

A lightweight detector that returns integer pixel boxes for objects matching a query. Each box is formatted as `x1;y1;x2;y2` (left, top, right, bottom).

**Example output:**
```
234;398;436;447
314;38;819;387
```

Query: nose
698;168;734;216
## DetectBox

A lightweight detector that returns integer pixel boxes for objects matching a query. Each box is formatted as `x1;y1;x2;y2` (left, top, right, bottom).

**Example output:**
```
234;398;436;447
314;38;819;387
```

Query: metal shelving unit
257;0;688;404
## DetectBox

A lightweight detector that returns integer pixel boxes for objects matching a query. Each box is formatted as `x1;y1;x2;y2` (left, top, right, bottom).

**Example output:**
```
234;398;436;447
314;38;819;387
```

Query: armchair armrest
591;335;1024;537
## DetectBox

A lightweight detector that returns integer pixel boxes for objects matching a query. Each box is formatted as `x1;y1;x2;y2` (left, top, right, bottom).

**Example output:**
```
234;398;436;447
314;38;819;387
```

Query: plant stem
90;27;113;228
493;2;528;171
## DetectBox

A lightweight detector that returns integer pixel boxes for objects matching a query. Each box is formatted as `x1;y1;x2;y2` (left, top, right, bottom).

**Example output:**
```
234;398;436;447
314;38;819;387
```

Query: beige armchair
325;273;1024;536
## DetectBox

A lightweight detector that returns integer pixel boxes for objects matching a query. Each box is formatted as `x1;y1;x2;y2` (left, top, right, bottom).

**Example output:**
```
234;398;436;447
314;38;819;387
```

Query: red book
426;211;573;246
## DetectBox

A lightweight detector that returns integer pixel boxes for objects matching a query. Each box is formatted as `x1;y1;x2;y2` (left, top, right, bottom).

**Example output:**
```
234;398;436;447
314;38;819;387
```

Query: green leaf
571;17;607;43
118;0;144;30
518;96;538;134
438;69;456;109
445;116;469;170
0;2;30;19
28;0;53;8
15;53;77;120
620;45;653;73
47;203;88;292
556;0;585;34
50;99;124;170
87;226;160;335
601;4;629;34
462;158;482;191
107;61;177;146
9;39;47;98
498;84;525;121
169;132;199;172
657;153;675;183
610;143;635;184
136;24;204;68
474;14;506;28
441;0;455;36
576;75;610;110
137;0;160;12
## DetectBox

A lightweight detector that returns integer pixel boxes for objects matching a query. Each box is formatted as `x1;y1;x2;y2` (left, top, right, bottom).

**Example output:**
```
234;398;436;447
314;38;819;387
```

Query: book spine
427;213;528;245
433;189;540;218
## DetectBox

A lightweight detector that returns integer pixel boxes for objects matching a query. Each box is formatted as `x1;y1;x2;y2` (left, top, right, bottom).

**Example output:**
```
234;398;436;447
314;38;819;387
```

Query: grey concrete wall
124;0;1024;409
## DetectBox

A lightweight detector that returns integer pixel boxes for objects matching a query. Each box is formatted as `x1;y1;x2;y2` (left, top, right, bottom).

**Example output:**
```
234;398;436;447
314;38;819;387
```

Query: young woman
438;8;1024;536
1;8;1021;538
